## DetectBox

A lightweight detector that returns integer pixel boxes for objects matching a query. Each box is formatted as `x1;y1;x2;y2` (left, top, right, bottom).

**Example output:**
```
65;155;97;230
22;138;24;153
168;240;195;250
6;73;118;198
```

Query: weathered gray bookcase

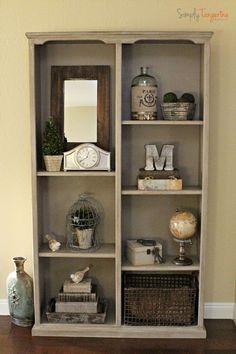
26;31;212;338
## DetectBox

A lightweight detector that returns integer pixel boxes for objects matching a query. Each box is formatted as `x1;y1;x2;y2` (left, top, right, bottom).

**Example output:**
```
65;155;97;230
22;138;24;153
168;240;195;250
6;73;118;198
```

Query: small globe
169;210;197;241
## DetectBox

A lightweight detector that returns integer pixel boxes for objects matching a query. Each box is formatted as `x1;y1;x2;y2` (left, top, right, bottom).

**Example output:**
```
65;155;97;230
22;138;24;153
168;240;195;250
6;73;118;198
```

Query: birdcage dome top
68;193;100;231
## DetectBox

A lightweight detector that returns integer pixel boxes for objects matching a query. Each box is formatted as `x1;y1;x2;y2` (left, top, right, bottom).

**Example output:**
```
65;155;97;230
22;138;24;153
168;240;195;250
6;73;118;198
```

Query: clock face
76;145;99;169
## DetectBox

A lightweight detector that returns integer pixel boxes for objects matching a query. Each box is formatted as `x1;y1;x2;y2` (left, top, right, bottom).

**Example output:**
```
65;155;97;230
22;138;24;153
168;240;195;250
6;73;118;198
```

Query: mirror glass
64;80;98;143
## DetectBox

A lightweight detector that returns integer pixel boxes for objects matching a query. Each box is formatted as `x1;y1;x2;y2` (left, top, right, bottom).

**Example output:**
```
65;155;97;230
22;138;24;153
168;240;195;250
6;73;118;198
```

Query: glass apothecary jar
131;67;158;120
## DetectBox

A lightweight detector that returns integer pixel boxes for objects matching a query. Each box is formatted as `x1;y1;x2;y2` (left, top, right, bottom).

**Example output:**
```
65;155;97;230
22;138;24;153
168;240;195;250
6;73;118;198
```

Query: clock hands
78;151;89;162
78;149;97;168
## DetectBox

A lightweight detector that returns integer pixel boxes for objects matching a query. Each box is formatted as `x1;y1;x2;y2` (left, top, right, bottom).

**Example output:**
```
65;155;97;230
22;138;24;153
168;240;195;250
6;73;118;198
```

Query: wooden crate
138;178;182;191
46;299;107;324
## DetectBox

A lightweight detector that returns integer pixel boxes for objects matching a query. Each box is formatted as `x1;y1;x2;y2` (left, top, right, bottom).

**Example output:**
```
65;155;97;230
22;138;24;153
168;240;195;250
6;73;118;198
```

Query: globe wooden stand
172;239;193;266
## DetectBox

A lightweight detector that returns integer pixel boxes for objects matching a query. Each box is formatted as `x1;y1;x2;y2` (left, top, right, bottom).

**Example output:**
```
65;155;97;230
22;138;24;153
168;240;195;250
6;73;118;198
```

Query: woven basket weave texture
123;273;198;326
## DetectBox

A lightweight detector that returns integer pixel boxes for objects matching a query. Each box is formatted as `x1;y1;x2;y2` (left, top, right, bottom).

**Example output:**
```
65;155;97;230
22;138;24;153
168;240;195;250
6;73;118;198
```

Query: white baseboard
204;303;234;319
0;300;9;315
0;300;234;319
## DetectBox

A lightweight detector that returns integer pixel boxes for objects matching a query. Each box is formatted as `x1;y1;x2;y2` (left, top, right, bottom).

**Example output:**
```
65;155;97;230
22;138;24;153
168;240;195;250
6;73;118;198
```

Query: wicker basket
43;155;63;172
123;273;198;326
161;102;196;121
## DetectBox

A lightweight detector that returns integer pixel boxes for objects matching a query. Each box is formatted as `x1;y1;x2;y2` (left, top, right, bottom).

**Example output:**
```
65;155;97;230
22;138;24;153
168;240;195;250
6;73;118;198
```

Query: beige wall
0;0;236;303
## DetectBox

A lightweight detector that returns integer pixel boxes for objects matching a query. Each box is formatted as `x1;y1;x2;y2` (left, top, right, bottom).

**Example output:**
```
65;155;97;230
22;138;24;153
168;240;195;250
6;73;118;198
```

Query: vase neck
12;257;26;272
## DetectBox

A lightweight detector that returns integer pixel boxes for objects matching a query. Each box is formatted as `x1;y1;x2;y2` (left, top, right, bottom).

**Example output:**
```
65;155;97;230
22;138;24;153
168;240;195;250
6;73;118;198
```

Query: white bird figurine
70;266;90;283
45;234;61;252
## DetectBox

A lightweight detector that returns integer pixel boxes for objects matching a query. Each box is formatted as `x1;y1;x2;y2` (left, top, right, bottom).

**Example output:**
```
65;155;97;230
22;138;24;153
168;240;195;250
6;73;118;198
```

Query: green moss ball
163;92;178;103
179;93;195;103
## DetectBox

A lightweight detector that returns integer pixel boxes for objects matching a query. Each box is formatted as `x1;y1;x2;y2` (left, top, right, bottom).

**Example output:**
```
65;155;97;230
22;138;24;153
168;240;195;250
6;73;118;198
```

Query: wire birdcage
66;193;100;251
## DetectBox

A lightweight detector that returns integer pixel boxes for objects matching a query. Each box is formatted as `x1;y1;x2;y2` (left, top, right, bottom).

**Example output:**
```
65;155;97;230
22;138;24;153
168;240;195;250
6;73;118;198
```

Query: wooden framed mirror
51;66;110;151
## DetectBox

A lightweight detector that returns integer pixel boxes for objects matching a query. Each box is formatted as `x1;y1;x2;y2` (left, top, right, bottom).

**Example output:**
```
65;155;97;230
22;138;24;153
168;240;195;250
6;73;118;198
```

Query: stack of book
55;278;98;314
46;278;108;324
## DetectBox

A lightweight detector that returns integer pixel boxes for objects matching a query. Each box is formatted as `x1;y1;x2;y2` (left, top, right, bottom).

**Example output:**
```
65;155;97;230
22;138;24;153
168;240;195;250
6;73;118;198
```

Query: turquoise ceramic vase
7;257;34;327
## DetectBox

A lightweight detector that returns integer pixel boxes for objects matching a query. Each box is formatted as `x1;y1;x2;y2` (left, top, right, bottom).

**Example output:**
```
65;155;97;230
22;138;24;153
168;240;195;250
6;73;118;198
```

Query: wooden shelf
39;243;115;258
122;120;203;126
122;186;202;195
37;171;116;177
32;323;206;338
122;256;200;272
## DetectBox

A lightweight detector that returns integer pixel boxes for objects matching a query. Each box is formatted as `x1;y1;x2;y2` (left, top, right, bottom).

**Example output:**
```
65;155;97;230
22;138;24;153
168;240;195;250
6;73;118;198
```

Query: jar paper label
132;86;157;113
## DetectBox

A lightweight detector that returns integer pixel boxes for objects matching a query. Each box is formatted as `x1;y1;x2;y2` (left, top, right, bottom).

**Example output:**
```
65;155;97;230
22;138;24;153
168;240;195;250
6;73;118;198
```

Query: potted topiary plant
42;116;64;172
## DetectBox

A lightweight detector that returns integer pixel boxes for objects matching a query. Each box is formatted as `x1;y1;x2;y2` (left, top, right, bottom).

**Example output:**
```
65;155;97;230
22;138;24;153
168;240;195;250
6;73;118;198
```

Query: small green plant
163;92;195;104
42;116;64;155
179;93;195;103
71;207;97;230
163;92;178;103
